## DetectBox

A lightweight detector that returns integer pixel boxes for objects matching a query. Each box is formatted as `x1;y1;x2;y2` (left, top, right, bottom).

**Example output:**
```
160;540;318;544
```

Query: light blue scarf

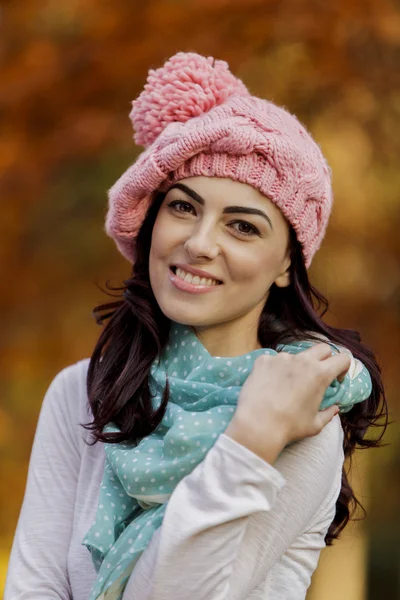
83;322;372;599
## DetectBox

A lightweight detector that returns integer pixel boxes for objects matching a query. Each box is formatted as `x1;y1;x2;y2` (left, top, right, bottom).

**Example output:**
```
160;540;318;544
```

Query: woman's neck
193;318;262;357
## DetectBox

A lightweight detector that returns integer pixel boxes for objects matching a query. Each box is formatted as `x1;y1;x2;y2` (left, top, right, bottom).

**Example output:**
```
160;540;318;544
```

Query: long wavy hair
82;190;389;545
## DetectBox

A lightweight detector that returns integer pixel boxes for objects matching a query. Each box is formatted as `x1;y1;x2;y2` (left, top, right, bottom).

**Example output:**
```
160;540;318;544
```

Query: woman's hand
225;343;351;464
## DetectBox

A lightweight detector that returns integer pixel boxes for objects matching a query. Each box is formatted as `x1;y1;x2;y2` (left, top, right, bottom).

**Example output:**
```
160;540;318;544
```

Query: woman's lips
173;262;222;282
168;267;221;294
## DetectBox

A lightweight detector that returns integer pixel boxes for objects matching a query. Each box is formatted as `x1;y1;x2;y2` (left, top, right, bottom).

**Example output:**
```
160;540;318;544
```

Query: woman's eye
166;202;259;237
167;200;195;214
230;221;260;237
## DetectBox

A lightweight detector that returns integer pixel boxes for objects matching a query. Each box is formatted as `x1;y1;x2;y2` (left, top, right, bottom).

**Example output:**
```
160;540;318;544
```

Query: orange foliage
1;1;399;597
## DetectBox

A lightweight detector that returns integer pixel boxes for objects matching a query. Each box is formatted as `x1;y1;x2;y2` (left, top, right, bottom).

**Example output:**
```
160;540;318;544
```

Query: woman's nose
184;226;220;261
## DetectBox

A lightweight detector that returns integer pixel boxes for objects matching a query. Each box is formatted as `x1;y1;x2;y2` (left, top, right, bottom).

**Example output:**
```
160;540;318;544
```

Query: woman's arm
122;413;344;600
4;366;81;599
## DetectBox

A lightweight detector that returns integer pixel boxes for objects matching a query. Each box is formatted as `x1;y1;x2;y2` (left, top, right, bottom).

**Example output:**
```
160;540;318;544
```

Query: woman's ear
274;255;291;288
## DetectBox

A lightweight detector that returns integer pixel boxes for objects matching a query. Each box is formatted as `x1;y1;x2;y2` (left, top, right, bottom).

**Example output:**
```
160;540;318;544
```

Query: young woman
5;52;387;600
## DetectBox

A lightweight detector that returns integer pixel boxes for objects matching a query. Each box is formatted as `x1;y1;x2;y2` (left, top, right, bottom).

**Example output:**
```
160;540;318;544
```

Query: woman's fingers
320;352;352;385
299;342;335;361
234;341;352;449
297;343;351;383
315;403;340;431
337;368;348;383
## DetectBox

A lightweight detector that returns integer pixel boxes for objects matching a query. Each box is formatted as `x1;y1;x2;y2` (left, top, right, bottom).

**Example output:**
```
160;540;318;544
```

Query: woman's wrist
224;415;288;465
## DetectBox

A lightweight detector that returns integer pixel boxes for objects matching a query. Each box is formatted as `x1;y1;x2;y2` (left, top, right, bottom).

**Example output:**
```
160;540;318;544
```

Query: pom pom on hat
130;52;250;148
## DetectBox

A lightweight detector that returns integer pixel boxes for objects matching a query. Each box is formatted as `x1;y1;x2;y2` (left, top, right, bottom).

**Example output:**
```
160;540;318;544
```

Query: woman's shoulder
47;358;90;402
42;358;92;430
56;357;91;387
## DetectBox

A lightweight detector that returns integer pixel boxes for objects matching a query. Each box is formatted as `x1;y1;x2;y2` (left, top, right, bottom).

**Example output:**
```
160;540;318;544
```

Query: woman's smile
169;265;223;294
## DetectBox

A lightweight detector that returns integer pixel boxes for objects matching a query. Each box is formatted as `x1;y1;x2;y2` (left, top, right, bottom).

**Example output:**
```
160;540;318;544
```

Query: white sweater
5;358;345;600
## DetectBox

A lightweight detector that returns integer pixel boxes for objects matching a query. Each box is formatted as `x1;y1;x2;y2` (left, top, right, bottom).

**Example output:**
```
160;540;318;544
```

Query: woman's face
149;176;291;337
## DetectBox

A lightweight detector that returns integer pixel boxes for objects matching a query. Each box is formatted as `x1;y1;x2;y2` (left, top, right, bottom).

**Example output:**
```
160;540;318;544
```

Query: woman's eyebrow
167;182;273;230
223;205;273;230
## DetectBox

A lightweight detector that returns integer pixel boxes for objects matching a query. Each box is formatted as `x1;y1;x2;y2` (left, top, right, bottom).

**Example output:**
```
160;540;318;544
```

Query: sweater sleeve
122;414;344;600
4;364;83;600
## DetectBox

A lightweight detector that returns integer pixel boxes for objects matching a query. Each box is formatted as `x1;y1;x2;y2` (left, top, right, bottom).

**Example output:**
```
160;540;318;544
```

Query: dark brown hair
82;190;390;546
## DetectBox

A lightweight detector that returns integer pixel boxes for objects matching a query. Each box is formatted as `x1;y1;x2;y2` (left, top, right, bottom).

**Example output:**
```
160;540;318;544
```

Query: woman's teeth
175;267;219;286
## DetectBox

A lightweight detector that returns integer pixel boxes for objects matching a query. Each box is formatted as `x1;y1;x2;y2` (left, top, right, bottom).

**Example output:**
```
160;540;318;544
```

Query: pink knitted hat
105;52;333;267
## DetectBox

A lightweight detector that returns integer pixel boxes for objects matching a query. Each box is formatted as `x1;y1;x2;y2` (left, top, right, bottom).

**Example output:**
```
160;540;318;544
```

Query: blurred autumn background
1;0;399;598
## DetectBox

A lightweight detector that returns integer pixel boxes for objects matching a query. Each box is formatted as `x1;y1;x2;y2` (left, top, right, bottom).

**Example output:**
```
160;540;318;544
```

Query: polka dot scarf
83;322;372;599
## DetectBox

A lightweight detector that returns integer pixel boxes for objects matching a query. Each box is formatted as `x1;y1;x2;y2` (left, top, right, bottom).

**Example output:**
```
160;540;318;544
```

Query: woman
5;52;387;600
